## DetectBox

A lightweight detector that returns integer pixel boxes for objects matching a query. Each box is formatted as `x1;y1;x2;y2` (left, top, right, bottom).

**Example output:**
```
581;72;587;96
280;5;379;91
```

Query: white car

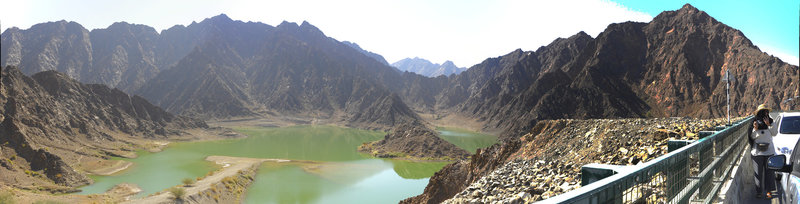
770;112;800;202
773;112;800;161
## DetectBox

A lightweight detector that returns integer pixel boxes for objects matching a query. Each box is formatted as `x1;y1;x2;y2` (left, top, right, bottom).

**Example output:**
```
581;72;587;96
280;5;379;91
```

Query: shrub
168;187;186;200
182;178;195;187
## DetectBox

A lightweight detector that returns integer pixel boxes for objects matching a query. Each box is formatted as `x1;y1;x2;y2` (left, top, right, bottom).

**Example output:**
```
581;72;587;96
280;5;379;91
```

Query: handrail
544;116;754;204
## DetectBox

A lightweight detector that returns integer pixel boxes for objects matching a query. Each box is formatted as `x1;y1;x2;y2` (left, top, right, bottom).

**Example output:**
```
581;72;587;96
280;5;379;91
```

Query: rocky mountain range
0;65;208;190
134;17;422;130
0;15;422;131
392;57;467;77
392;4;798;139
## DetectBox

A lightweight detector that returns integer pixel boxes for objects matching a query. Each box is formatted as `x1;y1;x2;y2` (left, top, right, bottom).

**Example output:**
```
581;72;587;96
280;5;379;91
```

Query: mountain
398;4;798;138
0;66;208;189
392;57;467;77
1;21;93;82
135;17;418;130
0;21;164;92
342;41;391;67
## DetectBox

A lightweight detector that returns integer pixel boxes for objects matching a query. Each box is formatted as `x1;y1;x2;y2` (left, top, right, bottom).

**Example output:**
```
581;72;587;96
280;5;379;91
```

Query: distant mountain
392;57;467;77
342;41;391;67
0;66;207;188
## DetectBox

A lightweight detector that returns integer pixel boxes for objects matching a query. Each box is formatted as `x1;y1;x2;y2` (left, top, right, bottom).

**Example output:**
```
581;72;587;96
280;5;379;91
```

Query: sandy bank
124;156;294;204
83;160;134;176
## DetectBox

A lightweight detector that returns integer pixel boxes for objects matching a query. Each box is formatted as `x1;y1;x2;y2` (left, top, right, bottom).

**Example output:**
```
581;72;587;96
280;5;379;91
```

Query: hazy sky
1;0;797;67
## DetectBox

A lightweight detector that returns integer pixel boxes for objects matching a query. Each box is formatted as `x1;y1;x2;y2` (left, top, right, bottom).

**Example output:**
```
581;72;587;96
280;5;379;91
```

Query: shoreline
83;160;134;176
91;161;134;176
124;156;301;204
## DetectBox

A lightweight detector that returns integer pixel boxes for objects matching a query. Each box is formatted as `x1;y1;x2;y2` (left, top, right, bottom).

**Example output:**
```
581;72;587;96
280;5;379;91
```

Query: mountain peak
441;60;456;67
299;21;325;35
277;21;299;29
679;3;699;13
108;21;131;28
300;20;313;28
574;31;590;38
210;13;233;22
104;21;157;33
199;14;234;27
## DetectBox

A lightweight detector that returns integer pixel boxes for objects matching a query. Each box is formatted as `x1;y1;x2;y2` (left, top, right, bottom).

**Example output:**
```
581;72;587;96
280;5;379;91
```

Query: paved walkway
721;138;780;204
739;154;780;204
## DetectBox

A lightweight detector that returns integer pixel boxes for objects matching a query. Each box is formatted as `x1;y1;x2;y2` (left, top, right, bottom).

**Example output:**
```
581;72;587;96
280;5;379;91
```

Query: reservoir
78;125;495;203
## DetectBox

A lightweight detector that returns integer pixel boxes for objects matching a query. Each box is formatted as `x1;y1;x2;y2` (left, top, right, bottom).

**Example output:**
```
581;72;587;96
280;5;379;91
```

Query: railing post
666;140;692;200
581;164;627;185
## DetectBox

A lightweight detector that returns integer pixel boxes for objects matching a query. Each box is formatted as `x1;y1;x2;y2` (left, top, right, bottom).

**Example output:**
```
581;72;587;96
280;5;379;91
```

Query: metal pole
727;69;730;124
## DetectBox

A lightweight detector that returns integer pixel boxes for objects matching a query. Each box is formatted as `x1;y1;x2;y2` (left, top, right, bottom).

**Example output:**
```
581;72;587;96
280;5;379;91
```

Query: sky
1;0;797;67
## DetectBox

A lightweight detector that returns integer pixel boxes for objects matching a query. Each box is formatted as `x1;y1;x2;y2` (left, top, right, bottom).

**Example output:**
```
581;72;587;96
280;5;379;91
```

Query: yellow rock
619;147;629;155
686;132;696;138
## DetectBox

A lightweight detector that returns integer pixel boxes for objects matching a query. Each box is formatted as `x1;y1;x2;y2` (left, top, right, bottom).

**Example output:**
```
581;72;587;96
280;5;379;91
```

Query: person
750;104;775;199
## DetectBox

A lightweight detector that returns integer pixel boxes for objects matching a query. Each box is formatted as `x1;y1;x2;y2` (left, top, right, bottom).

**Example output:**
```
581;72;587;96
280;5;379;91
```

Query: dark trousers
752;155;776;195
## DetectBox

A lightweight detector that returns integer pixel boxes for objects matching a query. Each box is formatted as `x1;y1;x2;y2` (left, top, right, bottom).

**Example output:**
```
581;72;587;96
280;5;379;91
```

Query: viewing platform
543;114;787;204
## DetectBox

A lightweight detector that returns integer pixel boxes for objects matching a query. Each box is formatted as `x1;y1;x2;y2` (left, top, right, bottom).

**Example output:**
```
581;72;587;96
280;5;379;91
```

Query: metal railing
545;116;754;204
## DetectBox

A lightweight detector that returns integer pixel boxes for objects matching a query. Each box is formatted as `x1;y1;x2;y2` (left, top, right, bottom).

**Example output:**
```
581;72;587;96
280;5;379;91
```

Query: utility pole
723;69;733;124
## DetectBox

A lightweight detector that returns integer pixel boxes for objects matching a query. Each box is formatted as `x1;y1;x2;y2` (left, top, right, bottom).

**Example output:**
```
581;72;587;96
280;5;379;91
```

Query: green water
436;127;497;154
77;126;459;203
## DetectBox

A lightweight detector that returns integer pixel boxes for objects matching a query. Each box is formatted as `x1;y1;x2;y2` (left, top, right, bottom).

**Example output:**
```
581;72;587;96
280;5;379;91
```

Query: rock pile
444;117;733;203
444;159;578;203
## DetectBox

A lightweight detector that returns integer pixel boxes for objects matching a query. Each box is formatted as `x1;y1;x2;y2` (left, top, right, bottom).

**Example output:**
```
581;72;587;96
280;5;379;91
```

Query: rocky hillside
405;117;728;203
359;121;470;161
342;41;391;67
398;4;798;139
0;66;208;190
392;57;466;77
1;21;161;92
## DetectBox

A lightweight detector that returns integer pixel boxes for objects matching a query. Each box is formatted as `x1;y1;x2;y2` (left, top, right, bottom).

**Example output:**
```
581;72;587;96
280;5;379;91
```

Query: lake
436;127;497;154
78;125;495;203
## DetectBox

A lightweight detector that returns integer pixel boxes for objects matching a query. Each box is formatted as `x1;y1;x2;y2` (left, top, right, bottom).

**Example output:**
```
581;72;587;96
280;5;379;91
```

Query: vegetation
182;178;195;187
32;200;65;204
168;187;186;200
0;191;14;204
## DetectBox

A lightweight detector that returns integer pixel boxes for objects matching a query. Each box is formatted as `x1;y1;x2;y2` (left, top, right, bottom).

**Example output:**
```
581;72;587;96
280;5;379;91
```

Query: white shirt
751;128;776;156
